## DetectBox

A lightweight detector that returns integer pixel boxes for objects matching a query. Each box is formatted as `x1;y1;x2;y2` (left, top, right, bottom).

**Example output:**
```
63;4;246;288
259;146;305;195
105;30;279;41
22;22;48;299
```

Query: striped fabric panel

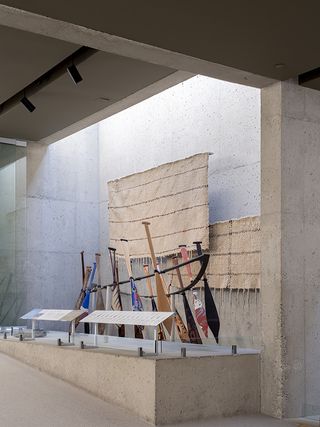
108;153;209;258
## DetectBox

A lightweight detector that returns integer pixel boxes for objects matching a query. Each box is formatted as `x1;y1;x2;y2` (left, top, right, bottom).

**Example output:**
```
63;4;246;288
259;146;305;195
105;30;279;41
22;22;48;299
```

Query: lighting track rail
298;67;320;86
0;46;98;116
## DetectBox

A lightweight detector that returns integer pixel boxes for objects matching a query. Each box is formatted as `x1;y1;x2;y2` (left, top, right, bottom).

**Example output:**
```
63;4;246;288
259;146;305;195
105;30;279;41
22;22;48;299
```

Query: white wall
98;75;260;224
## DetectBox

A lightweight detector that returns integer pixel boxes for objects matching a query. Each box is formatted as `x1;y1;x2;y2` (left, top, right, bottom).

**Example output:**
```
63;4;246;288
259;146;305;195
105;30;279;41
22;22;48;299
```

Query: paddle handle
142;222;157;269
172;256;184;289
143;264;154;297
121;239;133;277
80;251;85;283
179;245;193;280
95;253;101;286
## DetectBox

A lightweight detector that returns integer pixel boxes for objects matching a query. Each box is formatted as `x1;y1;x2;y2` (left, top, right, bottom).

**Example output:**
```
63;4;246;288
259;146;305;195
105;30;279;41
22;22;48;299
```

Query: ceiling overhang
0;24;182;142
1;1;320;83
1;1;320;142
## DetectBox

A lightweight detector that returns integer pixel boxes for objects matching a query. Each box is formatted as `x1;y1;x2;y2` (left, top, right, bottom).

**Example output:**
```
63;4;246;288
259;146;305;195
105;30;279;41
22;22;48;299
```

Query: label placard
21;309;83;322
81;310;175;327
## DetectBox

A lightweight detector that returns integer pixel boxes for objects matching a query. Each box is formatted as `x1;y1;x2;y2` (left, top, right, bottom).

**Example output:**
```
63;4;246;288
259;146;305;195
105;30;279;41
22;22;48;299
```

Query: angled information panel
21;309;42;320
21;309;83;322
81;310;175;327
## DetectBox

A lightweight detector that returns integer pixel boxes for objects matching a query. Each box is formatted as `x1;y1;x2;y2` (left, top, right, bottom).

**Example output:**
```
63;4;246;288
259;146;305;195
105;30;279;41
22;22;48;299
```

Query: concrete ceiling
0;0;320;82
0;26;78;104
1;1;319;142
0;25;176;141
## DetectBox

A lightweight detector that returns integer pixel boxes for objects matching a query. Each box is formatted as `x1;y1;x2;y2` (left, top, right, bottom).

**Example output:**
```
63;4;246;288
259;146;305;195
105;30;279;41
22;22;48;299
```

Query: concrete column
261;79;320;418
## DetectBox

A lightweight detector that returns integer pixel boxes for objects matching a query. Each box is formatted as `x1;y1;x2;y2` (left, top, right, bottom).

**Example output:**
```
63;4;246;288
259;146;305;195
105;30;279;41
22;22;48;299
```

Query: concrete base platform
0;336;260;425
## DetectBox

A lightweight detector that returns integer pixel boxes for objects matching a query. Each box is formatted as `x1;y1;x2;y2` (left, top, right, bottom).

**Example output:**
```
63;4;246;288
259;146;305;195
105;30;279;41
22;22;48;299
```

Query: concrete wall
24;125;100;326
261;79;320;418
98;75;260;224
0;143;27;325
98;75;260;287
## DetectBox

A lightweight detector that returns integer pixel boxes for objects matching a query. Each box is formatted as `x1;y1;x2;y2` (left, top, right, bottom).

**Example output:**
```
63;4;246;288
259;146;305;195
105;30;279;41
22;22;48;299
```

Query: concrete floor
0;353;295;427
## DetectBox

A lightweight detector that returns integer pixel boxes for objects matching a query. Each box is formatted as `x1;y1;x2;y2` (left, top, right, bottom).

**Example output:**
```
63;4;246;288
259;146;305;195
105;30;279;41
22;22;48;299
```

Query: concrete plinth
0;339;260;425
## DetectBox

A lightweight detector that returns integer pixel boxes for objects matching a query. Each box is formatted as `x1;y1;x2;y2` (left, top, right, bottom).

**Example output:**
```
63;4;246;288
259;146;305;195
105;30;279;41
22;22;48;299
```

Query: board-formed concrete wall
261;79;320;418
23;126;100;327
0;143;27;324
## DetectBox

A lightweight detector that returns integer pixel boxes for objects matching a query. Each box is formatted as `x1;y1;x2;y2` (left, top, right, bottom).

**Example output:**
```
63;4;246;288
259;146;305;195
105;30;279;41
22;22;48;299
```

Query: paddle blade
175;310;189;343
155;273;172;334
183;294;202;344
204;278;220;343
96;288;106;335
193;291;209;338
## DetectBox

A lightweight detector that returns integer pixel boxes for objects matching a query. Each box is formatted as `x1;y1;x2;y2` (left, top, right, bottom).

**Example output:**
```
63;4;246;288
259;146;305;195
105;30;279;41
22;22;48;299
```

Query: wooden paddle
142;222;172;334
172;256;202;344
109;247;125;337
73;265;92;330
143;264;166;340
95;253;106;335
179;246;209;338
121;239;144;339
193;241;220;343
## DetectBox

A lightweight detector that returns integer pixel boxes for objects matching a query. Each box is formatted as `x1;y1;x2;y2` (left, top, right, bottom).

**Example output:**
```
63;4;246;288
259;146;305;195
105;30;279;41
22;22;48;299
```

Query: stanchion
31;320;36;339
154;327;159;355
170;294;176;342
93;323;98;346
105;285;112;336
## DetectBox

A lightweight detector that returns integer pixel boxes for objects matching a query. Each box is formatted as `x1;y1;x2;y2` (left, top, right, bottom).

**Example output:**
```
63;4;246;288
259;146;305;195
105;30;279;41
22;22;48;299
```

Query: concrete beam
0;4;275;89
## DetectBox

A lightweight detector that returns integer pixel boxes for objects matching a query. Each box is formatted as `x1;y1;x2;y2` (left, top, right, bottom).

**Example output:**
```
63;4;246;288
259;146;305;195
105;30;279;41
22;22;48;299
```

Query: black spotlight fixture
67;63;83;84
20;95;36;112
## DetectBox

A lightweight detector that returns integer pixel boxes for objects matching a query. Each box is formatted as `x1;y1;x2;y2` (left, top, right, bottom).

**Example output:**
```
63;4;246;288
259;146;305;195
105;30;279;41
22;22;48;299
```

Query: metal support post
154;327;158;355
105;285;112;336
170;294;176;342
71;320;75;344
31;319;36;339
93;323;98;347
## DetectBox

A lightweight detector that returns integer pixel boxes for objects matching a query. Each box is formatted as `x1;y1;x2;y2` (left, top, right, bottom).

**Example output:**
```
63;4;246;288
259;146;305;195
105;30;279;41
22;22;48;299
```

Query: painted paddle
95;253;106;335
121;239;144;339
82;261;96;334
193;241;220;343
142;222;172;334
109;247;125;337
80;251;85;283
172;256;202;344
73;265;92;330
179;246;209;338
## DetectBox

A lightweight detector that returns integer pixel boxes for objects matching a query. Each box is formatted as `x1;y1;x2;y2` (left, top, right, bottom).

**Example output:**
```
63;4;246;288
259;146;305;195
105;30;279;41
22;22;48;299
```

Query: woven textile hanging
108;153;209;258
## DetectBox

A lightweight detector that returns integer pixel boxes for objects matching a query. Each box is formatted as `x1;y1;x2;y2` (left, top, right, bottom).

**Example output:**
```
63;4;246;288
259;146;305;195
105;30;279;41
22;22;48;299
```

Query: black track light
67;63;83;84
20;96;36;112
